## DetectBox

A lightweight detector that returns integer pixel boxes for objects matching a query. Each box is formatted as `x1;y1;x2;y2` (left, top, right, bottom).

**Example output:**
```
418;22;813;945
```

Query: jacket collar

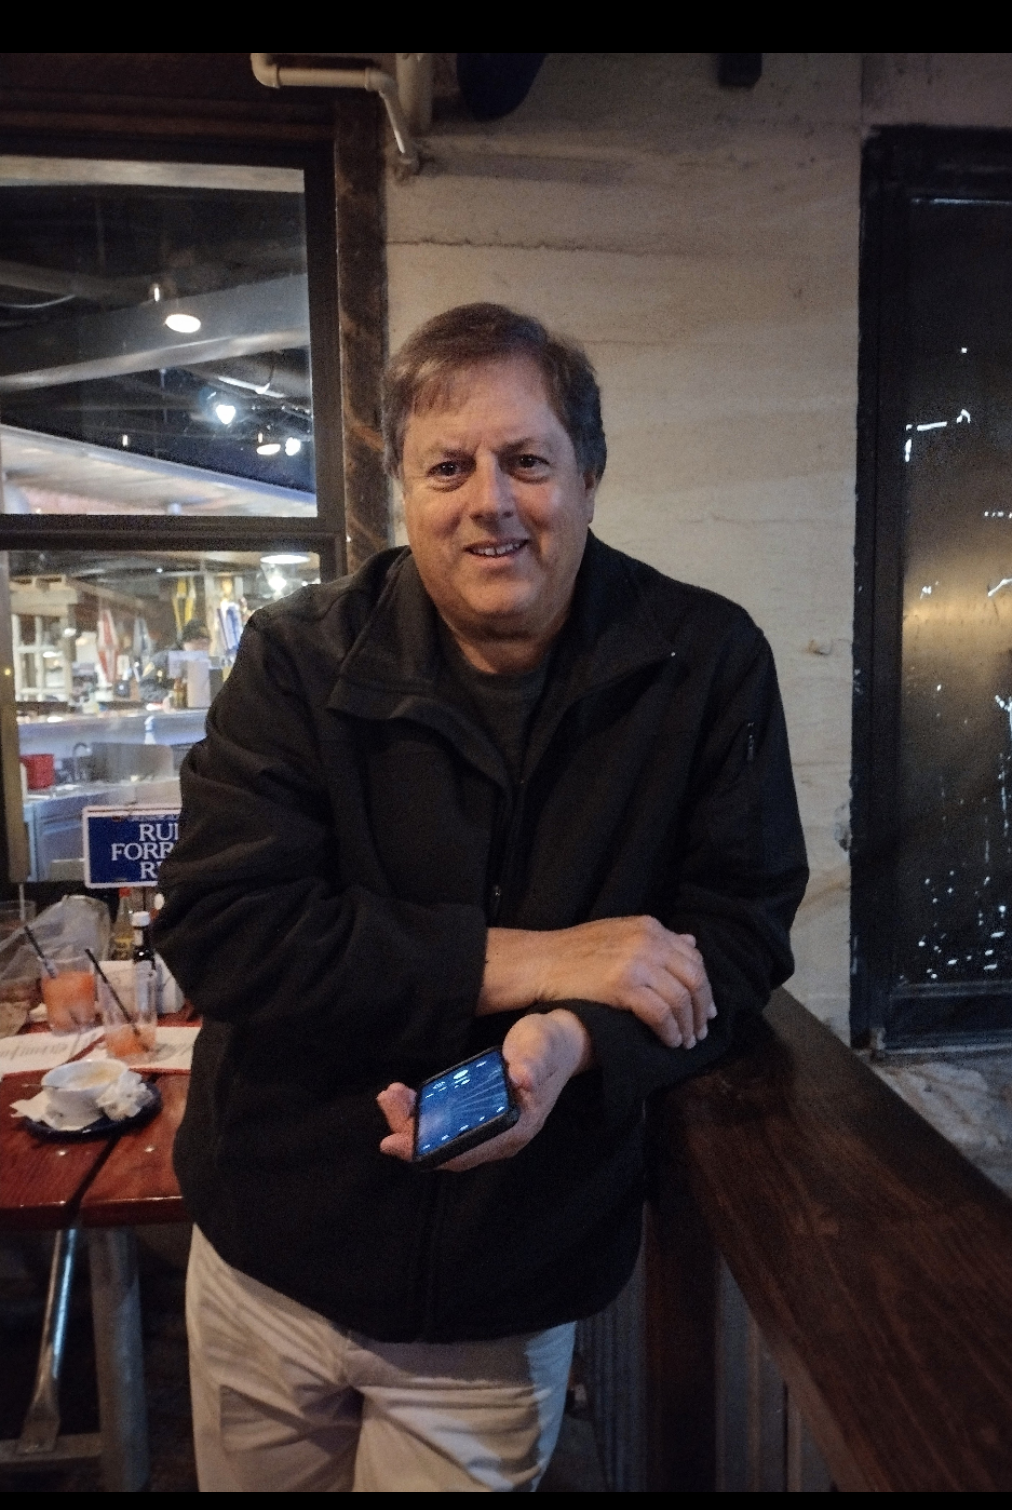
326;533;676;780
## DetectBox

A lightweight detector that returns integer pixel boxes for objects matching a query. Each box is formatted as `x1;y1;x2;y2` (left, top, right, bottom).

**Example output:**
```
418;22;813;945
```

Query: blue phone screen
416;1053;510;1157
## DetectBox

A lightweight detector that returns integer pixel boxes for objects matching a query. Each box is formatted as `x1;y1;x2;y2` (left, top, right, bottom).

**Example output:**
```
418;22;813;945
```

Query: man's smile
465;541;528;559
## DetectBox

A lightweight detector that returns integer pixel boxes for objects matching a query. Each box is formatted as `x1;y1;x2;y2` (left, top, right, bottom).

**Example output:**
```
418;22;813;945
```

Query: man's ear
583;472;599;522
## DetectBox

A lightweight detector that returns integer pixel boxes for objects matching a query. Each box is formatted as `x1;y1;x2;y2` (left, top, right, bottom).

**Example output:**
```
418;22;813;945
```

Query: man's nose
468;455;515;519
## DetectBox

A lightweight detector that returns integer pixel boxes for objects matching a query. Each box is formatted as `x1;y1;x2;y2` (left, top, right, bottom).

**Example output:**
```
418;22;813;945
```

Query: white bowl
43;1059;129;1122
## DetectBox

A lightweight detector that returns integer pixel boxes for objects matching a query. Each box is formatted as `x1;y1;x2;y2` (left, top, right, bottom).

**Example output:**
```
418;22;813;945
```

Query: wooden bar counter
649;989;1012;1492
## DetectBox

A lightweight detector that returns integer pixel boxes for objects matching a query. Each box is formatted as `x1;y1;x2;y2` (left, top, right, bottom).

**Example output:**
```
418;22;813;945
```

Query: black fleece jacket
155;533;808;1342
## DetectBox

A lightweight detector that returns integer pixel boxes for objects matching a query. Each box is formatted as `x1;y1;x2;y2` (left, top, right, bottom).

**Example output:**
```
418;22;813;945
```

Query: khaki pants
186;1225;575;1492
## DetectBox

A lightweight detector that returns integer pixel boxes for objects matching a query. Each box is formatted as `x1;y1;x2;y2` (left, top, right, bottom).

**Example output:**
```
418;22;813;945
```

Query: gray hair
382;303;607;481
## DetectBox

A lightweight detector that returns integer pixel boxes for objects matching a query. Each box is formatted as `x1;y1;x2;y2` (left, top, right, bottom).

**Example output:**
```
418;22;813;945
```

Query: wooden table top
80;1076;188;1227
0;1072;113;1230
0;1033;191;1231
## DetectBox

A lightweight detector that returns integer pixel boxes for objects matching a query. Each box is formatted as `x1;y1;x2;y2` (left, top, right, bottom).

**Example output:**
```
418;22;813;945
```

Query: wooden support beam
334;92;389;574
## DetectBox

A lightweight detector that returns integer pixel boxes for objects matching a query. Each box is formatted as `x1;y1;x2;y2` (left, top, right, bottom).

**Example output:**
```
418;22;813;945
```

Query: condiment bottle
131;910;158;1018
110;888;134;961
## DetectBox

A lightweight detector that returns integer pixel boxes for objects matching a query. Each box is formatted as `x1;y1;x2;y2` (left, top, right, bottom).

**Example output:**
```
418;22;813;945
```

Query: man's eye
513;454;549;471
431;461;463;478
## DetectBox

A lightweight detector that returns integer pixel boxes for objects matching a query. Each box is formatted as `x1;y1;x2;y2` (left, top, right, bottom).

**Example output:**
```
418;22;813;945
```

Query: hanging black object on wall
456;54;547;122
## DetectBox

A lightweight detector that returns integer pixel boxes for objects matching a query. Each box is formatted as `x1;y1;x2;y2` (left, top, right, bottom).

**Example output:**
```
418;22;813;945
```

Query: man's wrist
543;1008;595;1075
478;926;548;1015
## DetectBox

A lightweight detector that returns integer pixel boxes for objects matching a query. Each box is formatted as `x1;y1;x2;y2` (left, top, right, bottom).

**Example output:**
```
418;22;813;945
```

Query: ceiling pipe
395;54;433;136
251;54;421;175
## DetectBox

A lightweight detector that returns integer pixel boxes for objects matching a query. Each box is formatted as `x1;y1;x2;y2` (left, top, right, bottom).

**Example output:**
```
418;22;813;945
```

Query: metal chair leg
88;1227;150;1492
16;1225;79;1456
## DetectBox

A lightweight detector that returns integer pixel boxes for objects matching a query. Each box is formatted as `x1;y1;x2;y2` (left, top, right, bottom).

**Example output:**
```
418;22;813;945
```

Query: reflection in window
0;156;316;517
7;548;319;880
9;548;319;712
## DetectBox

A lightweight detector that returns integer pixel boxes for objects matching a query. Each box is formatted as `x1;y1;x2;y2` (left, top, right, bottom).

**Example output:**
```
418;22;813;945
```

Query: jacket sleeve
564;629;809;1124
153;616;488;1080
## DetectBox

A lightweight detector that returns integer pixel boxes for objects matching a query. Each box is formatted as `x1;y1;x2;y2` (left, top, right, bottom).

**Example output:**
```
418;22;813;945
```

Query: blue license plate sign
83;807;181;888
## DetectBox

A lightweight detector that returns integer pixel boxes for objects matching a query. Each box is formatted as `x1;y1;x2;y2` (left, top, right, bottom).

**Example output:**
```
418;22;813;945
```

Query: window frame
0;123;347;575
0;99;386;885
854;127;1012;1047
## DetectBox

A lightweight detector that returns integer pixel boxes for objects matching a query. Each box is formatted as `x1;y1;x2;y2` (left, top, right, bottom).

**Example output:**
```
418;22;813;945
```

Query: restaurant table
0;1046;189;1491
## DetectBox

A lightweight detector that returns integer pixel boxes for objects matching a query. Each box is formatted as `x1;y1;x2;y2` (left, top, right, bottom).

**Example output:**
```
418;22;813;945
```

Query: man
139;619;211;705
155;304;808;1491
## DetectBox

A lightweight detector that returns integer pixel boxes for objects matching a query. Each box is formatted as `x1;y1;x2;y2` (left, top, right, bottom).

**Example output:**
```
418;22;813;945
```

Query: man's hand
377;1009;592;1171
479;917;716;1049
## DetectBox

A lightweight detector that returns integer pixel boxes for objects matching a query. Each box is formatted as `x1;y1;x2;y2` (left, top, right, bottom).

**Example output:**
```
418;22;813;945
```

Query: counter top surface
24;778;181;808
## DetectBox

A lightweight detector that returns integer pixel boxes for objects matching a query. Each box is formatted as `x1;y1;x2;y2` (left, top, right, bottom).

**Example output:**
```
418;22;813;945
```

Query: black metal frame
0;122;347;575
853;127;1012;1047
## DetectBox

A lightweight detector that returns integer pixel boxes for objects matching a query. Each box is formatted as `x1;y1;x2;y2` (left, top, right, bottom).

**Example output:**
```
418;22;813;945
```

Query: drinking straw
85;949;130;1019
22;926;56;980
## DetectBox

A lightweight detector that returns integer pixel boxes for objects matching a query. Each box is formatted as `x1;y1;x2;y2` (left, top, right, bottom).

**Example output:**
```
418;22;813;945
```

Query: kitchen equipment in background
20;753;54;790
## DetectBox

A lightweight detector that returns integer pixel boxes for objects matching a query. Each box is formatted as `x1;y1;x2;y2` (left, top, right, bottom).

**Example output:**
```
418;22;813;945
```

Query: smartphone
412;1048;520;1169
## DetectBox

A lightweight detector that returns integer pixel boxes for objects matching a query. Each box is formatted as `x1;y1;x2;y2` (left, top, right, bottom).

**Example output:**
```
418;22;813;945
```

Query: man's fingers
379;1129;415;1160
692;977;716;1036
634;960;701;1045
628;960;715;1049
376;1082;416;1136
624;986;684;1047
377;1084;417;1162
660;935;716;1040
666;956;715;1039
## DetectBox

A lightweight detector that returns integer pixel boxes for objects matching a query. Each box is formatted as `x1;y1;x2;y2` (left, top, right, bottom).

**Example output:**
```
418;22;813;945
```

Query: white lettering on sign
109;841;176;861
82;806;183;889
138;821;178;842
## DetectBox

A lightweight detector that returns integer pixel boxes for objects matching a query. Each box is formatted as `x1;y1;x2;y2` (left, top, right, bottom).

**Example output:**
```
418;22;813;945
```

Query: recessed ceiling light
256;442;281;456
262;553;311;566
214;403;237;425
284;437;302;456
165;313;201;334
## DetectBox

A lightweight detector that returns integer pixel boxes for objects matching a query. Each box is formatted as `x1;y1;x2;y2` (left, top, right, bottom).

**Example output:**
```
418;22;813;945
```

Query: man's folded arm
477;629;808;1126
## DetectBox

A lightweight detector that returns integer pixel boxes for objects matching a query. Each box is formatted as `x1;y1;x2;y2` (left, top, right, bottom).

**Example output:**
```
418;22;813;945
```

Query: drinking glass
42;954;96;1035
98;962;156;1060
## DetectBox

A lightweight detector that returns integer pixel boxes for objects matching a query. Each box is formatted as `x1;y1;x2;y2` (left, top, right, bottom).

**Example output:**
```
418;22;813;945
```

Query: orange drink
105;1019;157;1062
42;959;96;1034
97;959;157;1061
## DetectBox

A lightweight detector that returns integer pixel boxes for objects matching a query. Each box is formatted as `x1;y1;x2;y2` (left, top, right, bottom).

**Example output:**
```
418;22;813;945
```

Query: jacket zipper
488;776;534;925
486;781;510;922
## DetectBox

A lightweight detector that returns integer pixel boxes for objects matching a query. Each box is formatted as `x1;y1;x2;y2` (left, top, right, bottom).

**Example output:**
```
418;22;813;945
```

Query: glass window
5;547;319;880
857;129;1012;1046
0;156;316;517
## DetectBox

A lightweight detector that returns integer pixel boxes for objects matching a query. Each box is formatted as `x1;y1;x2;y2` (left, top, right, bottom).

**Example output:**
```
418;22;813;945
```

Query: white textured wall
386;53;1012;1039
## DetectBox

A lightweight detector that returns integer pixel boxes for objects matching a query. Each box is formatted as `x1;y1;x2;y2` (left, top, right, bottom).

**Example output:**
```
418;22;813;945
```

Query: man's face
400;357;598;671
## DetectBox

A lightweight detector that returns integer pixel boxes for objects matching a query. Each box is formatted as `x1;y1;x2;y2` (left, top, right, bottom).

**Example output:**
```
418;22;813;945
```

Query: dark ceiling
0;167;315;498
